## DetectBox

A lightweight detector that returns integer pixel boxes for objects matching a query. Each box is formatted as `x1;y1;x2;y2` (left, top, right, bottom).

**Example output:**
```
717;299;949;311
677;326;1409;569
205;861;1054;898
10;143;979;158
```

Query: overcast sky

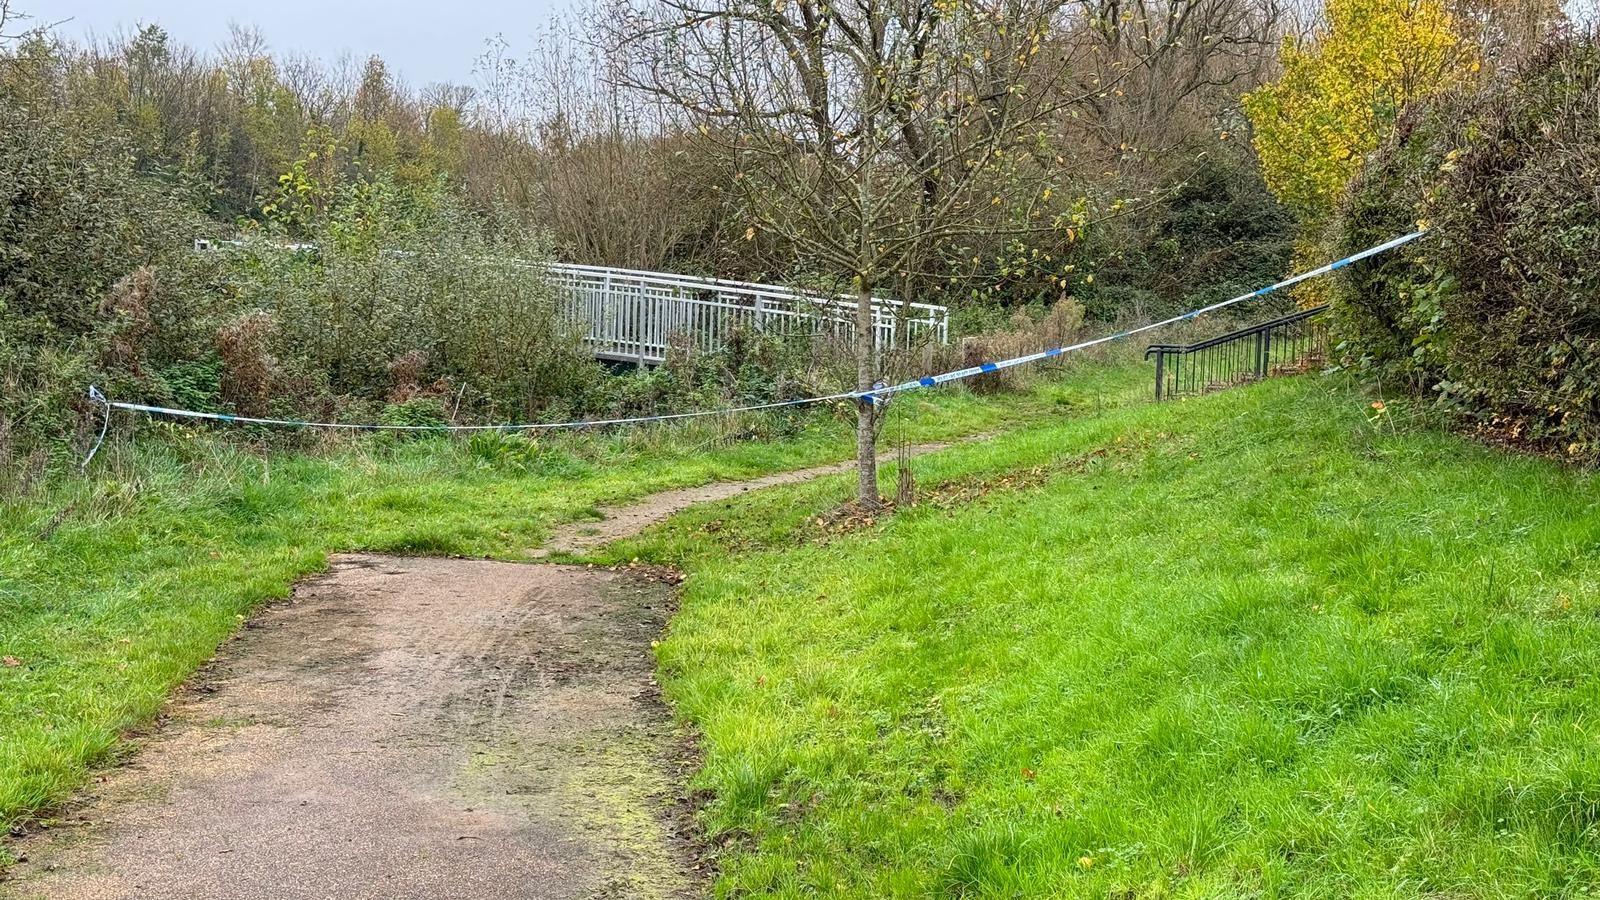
18;0;574;88
24;0;1600;90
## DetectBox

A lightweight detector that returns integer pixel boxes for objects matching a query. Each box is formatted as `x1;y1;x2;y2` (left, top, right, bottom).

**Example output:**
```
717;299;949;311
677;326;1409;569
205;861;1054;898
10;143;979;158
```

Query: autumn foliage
1244;0;1479;228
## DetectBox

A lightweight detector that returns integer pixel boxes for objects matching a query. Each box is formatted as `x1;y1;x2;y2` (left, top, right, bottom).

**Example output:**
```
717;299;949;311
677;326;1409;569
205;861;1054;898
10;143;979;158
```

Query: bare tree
0;1;68;47
461;26;723;268
1058;0;1284;171
1449;0;1568;66
602;0;1107;507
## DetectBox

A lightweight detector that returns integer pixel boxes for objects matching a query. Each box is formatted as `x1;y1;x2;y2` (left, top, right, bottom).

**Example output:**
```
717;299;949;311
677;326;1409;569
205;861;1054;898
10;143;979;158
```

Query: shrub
1333;33;1600;459
0;86;219;470
0;84;616;474
227;176;608;424
1077;148;1295;322
379;398;449;429
956;298;1088;394
1330;98;1464;389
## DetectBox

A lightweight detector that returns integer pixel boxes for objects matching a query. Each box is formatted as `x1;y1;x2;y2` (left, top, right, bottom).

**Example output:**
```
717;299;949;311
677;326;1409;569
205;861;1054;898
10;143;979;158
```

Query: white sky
17;0;576;88
20;0;1600;90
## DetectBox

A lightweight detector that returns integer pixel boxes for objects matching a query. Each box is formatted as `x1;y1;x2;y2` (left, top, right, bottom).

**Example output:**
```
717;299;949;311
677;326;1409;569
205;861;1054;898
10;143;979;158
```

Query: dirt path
2;440;970;899
535;440;962;557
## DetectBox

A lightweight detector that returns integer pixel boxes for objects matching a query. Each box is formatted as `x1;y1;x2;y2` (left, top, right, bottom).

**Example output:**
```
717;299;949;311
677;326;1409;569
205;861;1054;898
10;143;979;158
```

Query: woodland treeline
0;0;1589;484
3;0;1309;313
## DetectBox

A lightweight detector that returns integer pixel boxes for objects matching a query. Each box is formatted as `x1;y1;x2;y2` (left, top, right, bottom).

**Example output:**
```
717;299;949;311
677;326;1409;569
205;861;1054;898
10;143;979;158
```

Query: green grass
12;361;1598;897
599;374;1600;898
0;380;1077;836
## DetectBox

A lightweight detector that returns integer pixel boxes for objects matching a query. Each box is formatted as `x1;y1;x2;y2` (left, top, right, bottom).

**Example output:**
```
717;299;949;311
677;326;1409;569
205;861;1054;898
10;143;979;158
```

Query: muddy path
2;439;971;899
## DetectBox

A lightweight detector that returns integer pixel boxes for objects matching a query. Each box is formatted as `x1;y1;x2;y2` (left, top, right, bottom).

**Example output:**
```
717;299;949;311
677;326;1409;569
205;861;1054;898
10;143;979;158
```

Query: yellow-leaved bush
1244;0;1477;304
1245;0;1478;227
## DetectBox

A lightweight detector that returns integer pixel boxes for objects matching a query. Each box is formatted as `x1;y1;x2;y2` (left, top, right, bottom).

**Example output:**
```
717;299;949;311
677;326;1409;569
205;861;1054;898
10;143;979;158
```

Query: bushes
930;145;1295;330
0;88;607;475
0;89;616;477
1108;148;1296;318
1429;37;1600;457
225;177;607;424
1333;33;1600;459
0;87;857;479
1035;146;1296;324
1330;99;1462;388
0;92;220;477
0;93;856;482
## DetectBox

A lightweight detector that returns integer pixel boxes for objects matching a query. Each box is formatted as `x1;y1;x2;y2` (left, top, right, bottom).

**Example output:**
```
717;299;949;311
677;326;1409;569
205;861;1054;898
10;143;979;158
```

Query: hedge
1333;33;1600;460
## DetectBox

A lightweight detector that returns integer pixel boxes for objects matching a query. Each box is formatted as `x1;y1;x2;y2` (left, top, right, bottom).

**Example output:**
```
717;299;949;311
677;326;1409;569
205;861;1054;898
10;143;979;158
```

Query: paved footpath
2;557;692;900
2;440;968;899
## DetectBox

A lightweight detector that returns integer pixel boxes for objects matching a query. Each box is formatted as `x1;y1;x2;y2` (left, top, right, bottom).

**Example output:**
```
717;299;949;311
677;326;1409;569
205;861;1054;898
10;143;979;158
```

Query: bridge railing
1143;305;1328;400
194;240;949;366
545;263;950;365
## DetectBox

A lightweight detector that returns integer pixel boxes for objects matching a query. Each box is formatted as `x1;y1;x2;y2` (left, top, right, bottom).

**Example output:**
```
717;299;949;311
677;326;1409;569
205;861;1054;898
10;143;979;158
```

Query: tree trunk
855;283;879;509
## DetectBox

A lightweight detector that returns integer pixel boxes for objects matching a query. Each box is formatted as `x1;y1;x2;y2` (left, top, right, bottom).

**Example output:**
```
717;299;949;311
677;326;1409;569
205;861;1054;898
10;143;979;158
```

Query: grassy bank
603;375;1600;897
0;378;1096;836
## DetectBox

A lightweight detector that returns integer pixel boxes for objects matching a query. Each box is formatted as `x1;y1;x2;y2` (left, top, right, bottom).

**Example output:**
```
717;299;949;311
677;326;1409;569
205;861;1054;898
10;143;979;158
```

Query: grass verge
601;374;1600;898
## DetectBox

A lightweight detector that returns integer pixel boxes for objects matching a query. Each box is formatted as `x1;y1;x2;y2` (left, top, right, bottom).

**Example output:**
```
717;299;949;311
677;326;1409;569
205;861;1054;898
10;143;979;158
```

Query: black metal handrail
1144;304;1329;400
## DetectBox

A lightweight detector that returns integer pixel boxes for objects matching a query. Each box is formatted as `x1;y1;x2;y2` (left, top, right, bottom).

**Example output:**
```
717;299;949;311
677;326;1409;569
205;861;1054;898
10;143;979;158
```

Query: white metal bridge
547;263;949;366
195;240;949;366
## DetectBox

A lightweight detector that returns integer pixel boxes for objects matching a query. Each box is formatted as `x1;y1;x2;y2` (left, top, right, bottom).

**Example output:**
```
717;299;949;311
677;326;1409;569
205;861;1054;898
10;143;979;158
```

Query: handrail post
603;270;614;357
1154;350;1166;401
636;283;647;370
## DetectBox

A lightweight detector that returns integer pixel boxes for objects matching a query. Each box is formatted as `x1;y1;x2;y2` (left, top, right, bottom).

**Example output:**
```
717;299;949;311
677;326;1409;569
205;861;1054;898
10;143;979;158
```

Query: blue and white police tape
863;229;1426;400
82;228;1427;467
91;389;856;432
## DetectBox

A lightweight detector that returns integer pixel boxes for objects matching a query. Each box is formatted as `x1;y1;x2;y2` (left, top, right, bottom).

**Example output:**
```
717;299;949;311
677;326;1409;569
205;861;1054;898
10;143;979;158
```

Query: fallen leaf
2;656;21;667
